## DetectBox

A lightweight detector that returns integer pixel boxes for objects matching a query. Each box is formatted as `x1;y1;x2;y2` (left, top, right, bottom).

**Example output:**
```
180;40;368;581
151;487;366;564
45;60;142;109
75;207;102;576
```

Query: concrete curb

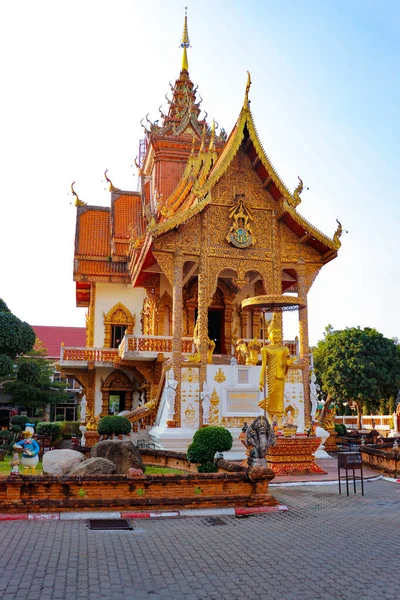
270;474;382;487
0;505;288;522
382;476;400;484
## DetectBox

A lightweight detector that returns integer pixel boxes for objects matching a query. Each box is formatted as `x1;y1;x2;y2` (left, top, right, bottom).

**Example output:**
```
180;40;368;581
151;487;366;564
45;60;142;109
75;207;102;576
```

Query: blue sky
0;0;399;346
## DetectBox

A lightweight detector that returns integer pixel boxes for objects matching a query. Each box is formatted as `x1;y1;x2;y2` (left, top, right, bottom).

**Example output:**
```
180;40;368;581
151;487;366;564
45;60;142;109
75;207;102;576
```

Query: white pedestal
314;426;332;459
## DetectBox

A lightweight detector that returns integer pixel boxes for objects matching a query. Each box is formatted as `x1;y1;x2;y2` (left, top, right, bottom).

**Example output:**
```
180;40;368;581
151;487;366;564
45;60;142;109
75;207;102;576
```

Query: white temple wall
94;283;146;346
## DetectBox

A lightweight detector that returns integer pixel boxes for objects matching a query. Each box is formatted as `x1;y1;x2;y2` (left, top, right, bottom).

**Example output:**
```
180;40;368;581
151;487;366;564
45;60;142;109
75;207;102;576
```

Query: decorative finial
209;119;215;151
244;71;252;108
180;7;190;72
291;176;309;208
333;219;347;248
199;124;206;153
71;181;86;207
190;135;196;156
104;169;118;192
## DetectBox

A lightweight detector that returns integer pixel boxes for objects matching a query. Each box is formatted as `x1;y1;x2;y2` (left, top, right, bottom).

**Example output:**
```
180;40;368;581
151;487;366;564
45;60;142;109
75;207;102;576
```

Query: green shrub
334;423;347;436
187;426;233;465
36;422;61;441
55;414;65;421
10;424;21;434
197;462;218;473
97;415;132;436
58;421;81;439
0;430;13;442
10;415;30;429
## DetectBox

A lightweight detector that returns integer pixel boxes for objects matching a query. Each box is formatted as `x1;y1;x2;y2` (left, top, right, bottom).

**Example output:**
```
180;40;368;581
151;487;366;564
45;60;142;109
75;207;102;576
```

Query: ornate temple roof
72;10;341;303
147;74;341;261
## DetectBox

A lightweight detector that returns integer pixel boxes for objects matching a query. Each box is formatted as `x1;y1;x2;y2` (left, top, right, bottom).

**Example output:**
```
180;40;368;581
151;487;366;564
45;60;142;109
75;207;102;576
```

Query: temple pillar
171;249;184;426
186;300;196;338
197;270;208;426
240;308;248;339
87;364;96;415
252;309;262;340
297;264;311;425
224;302;233;354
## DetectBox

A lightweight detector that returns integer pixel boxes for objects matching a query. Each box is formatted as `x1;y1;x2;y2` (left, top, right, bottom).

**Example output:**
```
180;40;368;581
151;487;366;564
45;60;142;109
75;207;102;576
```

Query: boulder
42;449;85;476
69;457;117;476
91;440;145;474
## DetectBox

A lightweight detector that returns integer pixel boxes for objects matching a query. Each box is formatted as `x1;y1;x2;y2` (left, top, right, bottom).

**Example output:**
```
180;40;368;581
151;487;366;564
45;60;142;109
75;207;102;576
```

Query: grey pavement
1;479;399;599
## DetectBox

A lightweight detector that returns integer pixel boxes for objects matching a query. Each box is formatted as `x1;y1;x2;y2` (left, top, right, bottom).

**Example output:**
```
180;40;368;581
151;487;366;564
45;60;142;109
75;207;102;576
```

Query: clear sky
1;0;399;346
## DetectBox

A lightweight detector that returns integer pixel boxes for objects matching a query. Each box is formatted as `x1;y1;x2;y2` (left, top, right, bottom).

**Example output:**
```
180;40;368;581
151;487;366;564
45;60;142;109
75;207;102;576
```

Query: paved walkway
0;478;399;600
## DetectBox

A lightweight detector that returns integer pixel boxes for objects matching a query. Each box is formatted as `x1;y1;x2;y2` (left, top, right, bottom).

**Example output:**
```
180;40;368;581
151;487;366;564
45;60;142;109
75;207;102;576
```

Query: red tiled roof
113;194;142;239
76;209;110;257
32;326;86;359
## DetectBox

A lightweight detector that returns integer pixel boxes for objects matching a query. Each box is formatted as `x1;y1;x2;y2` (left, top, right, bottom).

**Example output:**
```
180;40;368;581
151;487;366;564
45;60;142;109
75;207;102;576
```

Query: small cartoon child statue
10;451;21;475
13;424;40;474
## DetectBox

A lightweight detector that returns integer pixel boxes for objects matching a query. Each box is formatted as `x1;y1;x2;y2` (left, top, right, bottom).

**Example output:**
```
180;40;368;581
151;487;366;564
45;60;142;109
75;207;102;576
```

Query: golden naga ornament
226;194;255;248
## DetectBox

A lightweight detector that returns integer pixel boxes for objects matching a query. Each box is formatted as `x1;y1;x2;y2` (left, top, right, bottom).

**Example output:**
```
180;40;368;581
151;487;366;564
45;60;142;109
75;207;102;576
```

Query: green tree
0;298;68;412
314;326;400;429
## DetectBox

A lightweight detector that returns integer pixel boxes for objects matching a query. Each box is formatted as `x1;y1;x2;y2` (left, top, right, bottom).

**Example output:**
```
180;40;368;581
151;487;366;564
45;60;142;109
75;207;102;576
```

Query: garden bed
0;449;277;513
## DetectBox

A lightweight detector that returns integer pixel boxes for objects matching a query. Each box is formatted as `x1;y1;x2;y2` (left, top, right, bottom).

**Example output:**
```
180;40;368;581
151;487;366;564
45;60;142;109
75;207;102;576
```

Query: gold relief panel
182;368;199;383
208;388;220;426
184;403;196;422
220;417;254;428
214;368;226;383
286;368;303;385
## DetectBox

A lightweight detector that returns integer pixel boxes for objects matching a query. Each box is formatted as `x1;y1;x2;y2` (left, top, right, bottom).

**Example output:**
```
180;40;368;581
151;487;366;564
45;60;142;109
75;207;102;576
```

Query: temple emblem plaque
226;195;255;248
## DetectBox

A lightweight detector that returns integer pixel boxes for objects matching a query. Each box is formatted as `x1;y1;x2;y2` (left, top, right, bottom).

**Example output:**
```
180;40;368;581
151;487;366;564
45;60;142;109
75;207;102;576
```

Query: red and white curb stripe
382;476;400;484
0;505;288;521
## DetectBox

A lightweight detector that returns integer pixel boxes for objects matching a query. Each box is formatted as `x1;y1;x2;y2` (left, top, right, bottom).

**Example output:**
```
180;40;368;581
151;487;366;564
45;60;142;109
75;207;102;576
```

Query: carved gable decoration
226;194;256;248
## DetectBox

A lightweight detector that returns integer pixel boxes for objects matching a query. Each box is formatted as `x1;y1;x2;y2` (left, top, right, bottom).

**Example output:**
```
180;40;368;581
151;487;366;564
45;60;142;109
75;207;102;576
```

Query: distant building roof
32;326;86;360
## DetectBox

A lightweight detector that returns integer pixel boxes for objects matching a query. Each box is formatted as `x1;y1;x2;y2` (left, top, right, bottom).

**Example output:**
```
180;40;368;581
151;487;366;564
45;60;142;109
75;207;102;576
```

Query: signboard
223;388;260;417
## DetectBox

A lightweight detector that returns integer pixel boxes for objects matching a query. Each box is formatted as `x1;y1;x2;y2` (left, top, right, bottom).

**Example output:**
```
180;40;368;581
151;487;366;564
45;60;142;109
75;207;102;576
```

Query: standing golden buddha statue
259;313;293;427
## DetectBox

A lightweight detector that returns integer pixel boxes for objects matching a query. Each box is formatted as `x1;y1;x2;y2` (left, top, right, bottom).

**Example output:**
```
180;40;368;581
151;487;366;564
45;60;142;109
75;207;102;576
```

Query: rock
127;467;144;479
69;457;117;476
42;449;85;476
91;440;145;474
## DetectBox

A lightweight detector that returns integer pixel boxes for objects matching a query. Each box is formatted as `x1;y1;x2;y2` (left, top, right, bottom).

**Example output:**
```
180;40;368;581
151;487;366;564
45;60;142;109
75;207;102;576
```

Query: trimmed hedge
335;423;347;436
0;430;13;442
59;421;81;439
97;415;132;436
36;422;61;441
10;415;30;429
197;462;218;473
187;426;233;468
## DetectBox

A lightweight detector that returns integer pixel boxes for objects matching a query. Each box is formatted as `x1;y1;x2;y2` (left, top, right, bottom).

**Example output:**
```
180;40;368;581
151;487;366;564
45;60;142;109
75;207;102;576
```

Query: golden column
197;214;208;425
297;262;311;425
171;248;184;426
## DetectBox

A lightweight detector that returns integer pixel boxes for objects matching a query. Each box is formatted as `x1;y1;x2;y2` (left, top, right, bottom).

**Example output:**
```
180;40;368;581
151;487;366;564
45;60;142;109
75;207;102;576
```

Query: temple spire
180;7;190;72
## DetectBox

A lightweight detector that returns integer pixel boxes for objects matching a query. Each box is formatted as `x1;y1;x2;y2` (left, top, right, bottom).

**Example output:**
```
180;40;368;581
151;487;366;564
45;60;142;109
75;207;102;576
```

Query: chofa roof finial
244;71;252;109
71;181;86;207
180;7;190;72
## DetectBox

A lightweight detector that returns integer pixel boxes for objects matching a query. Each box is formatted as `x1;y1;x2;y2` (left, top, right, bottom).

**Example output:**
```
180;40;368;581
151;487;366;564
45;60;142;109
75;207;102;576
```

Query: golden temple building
60;11;341;453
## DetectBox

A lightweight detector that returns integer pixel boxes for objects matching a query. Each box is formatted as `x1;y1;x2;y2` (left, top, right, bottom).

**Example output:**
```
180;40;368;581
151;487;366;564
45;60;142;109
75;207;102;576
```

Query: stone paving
0;479;399;600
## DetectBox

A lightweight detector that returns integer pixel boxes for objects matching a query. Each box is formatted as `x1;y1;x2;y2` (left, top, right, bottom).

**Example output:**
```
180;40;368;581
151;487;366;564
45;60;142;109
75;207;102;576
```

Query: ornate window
103;303;135;348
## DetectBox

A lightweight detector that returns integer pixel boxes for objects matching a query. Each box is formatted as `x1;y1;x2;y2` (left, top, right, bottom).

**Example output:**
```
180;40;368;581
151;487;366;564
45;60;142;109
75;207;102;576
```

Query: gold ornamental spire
244;71;252;108
180;7;190;71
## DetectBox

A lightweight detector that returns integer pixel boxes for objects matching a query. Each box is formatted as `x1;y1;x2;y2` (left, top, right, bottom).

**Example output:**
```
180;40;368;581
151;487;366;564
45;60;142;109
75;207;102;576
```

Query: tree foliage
0;299;69;410
314;326;400;424
0;301;36;358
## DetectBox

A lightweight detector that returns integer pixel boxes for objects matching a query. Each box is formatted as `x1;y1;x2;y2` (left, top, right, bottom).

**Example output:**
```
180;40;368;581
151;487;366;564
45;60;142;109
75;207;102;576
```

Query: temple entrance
208;308;225;354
